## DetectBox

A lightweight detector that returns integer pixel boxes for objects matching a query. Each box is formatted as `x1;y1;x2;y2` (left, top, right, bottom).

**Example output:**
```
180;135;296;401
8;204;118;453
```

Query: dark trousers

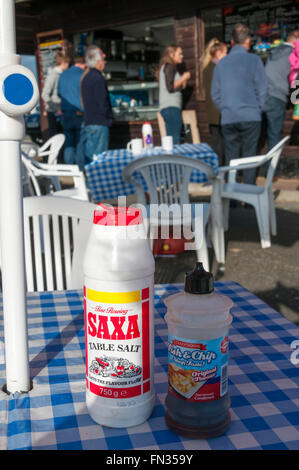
47;111;61;139
61;110;83;164
160;106;182;145
264;96;286;151
222;121;261;185
209;124;224;166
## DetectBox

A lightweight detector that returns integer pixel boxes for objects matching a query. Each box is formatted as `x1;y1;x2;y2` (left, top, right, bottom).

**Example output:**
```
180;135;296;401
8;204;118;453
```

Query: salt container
83;204;155;427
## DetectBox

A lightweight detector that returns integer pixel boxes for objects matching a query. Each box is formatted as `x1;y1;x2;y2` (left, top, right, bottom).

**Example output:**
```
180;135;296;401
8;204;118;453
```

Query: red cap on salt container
93;204;142;226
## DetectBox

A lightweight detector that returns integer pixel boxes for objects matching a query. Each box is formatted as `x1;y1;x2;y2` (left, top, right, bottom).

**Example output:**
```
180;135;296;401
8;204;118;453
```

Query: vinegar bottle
83;204;155;427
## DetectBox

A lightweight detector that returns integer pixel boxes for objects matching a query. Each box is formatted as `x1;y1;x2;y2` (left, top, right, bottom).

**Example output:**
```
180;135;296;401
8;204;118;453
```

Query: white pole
0;0;16;54
0;142;30;392
0;0;39;393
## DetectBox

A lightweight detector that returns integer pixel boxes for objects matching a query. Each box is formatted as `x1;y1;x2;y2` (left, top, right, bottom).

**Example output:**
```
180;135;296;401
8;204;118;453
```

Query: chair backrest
21;159;36;197
265;136;290;189
157;112;167;139
123;154;216;207
23;196;97;292
182;110;201;144
38;134;65;165
21;154;43;196
157;111;200;144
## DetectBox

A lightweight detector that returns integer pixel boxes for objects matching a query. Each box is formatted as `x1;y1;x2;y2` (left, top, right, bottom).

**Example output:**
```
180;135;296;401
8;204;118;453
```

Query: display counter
112;105;158;122
108;80;159;122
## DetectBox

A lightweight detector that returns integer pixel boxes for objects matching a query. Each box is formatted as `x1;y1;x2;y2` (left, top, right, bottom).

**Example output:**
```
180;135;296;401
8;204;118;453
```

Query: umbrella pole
0;0;39;393
0;142;30;393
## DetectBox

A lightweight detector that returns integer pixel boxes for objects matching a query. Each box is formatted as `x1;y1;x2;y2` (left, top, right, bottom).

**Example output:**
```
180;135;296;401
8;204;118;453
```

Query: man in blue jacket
58;56;86;164
76;45;113;170
212;24;268;184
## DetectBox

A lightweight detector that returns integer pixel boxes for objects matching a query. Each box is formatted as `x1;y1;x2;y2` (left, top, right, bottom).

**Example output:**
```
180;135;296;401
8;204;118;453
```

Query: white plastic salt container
83;204;155;427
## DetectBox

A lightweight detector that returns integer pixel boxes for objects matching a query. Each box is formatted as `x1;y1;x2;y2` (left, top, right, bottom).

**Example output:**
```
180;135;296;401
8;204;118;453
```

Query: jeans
222;121;261;185
61;110;83;164
76;124;109;171
160;107;182;145
264;95;286;151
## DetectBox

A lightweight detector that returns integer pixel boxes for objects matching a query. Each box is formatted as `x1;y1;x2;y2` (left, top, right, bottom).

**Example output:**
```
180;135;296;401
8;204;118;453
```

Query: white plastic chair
219;136;290;249
21;153;90;201
123;154;225;270
21;134;65;165
23;196;97;292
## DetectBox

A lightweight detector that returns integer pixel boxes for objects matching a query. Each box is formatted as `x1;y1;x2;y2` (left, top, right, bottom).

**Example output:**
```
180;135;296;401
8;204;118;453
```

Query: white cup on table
127;138;143;155
162;136;173;152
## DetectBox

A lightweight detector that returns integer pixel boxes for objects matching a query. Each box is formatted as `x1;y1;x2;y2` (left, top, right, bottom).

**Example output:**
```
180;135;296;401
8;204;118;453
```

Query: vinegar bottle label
84;284;151;400
167;334;229;402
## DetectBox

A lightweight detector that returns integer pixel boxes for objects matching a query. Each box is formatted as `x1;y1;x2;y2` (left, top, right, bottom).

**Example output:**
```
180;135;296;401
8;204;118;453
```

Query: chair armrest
218;155;269;183
37;151;51;157
31;167;83;178
37;162;79;172
229;155;269;168
219;155;269;173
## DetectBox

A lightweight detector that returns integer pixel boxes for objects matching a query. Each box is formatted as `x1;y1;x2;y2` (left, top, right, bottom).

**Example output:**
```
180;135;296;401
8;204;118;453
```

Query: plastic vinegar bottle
164;262;233;438
83;204;155;427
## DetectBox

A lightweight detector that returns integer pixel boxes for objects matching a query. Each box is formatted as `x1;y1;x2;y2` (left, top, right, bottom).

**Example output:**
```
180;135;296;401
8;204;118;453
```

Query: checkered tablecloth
1;282;299;450
84;143;219;202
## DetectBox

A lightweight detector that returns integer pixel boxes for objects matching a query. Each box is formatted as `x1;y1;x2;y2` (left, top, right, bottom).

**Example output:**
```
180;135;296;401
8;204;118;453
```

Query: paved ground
154;196;299;326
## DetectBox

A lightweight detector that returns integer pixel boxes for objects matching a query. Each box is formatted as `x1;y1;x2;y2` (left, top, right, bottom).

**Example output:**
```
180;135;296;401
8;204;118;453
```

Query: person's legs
73;114;84;169
47;112;59;139
264;96;286;150
61;111;76;164
209;124;225;166
221;123;242;166
239;121;262;185
93;126;109;156
160;107;182;145
78;125;110;169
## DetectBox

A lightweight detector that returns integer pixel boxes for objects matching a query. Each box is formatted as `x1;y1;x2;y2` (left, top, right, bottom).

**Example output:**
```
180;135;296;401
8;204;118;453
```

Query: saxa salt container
83;205;155;427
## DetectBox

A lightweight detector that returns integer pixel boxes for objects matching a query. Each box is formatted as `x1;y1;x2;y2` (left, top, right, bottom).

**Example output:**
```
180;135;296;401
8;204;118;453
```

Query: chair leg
194;227;209;271
268;189;277;236
210;189;226;264
210;222;225;264
255;196;271;248
222;198;230;232
148;223;155;251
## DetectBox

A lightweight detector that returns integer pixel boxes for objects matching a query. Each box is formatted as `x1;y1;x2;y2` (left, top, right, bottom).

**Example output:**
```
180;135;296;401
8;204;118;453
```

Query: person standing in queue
211;24;268;185
76;45;113;171
58;55;86;164
158;45;191;145
201;38;227;166
42;51;71;139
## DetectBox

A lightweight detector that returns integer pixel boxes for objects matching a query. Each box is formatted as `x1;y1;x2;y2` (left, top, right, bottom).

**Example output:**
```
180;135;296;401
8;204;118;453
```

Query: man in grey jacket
264;30;299;150
212;24;268;184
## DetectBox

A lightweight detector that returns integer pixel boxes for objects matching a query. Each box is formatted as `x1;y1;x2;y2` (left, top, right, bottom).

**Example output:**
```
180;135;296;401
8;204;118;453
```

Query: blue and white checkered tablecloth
84;143;219;203
1;282;299;450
